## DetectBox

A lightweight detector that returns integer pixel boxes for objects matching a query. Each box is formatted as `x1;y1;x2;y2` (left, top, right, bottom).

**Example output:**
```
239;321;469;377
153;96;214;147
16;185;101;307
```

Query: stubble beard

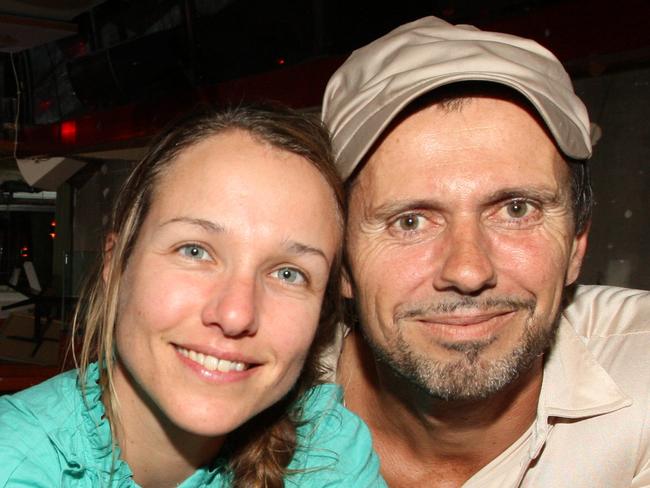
361;296;560;402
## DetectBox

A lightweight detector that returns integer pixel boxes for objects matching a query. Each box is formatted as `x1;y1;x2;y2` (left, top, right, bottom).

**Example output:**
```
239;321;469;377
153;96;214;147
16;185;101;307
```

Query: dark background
0;0;648;306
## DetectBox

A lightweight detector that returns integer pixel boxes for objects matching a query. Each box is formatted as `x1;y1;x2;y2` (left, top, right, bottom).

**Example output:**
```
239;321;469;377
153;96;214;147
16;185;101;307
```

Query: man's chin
367;316;560;402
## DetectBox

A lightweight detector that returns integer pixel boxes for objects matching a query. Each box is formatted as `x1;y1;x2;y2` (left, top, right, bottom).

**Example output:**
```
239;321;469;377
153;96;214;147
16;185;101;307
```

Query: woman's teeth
176;346;247;372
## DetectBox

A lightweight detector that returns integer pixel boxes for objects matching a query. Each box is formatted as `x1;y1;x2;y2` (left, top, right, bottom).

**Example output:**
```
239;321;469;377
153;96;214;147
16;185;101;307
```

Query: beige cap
322;16;592;179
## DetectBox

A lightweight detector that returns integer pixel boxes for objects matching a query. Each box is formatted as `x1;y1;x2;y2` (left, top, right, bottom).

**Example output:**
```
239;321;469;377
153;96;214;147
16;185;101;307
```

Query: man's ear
566;222;590;286
341;265;355;299
102;233;118;284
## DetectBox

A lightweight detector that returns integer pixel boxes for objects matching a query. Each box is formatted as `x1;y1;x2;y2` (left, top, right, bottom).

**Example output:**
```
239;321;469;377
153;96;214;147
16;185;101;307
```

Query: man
322;16;650;487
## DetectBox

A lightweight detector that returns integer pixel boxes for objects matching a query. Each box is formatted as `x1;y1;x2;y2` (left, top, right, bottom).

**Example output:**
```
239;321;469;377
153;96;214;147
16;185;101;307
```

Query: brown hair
72;103;344;487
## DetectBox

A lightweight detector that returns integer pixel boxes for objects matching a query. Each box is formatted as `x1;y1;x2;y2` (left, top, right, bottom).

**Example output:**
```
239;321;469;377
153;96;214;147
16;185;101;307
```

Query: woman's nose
201;274;259;337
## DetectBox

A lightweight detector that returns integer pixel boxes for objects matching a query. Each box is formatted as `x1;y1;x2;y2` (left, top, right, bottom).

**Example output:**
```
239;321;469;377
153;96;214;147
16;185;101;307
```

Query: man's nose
201;274;258;337
433;219;497;294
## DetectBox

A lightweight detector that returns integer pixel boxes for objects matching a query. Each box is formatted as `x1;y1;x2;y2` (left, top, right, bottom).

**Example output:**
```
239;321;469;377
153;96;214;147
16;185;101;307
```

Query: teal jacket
0;363;386;487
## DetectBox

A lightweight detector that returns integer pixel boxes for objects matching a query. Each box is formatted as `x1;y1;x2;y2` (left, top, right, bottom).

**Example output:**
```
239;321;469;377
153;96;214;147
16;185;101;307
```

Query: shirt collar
539;319;631;419
523;319;632;460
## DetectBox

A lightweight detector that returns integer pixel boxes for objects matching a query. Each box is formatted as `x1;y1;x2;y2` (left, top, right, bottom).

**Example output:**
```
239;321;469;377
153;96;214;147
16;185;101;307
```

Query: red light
61;120;77;143
49;232;56;239
20;246;29;258
50;220;56;227
38;99;53;112
73;41;88;58
277;58;286;65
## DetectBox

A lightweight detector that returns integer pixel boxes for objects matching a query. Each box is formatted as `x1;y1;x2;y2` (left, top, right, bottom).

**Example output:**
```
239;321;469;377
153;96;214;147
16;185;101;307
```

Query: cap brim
336;74;592;180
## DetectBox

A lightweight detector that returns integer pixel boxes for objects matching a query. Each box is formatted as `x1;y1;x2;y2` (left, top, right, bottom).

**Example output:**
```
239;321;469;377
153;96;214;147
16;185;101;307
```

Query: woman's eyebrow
285;241;329;264
160;217;225;233
159;218;329;264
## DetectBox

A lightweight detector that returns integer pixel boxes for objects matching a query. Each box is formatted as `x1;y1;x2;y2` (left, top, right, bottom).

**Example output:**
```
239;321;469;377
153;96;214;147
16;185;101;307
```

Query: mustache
394;295;536;322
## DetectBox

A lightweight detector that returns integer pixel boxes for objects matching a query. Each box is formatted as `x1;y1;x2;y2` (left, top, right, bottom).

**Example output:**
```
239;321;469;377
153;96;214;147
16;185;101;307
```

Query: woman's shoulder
299;383;363;437
3;366;79;407
0;364;129;486
0;368;82;485
0;367;80;435
299;383;376;445
289;383;387;487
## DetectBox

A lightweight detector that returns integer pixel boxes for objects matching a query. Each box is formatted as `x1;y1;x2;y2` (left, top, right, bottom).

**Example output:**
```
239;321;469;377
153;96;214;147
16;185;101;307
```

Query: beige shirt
330;285;650;487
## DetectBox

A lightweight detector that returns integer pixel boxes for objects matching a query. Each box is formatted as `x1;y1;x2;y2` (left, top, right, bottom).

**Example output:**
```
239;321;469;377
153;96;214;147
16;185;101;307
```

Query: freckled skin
340;97;588;487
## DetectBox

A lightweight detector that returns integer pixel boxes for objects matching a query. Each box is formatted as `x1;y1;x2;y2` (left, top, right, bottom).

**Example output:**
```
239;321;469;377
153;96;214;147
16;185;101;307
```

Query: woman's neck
109;362;224;487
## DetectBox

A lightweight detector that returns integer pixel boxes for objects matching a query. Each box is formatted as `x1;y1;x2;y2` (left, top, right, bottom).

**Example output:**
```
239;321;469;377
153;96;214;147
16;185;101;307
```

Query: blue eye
273;267;306;285
179;244;209;261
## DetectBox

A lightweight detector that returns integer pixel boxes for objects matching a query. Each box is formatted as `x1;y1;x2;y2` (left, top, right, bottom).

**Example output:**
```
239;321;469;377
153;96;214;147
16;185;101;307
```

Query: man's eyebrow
372;199;439;220
160;217;225;233
285;241;329;264
485;187;563;204
370;188;565;220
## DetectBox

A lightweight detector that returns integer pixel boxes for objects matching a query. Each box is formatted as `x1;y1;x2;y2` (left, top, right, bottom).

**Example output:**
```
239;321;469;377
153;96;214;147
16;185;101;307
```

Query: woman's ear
102;233;118;284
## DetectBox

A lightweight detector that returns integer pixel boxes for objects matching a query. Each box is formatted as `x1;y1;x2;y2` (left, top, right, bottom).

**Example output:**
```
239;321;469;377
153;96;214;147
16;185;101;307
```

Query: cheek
352;239;435;295
268;298;321;366
350;243;437;340
492;230;574;287
118;267;206;337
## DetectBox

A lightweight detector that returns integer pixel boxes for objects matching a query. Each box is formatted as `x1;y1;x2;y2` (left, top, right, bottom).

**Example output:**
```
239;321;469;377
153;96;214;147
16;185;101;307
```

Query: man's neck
337;330;543;488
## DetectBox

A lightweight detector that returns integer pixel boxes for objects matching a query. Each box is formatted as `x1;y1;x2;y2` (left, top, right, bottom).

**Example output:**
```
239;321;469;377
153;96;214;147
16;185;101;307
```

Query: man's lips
407;310;520;342
415;310;516;326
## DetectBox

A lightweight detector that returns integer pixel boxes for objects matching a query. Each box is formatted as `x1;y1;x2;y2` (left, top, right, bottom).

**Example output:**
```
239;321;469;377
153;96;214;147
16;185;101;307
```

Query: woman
0;105;385;487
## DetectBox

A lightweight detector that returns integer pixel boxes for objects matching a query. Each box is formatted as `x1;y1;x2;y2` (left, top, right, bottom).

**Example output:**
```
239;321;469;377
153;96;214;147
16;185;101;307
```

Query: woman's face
111;129;341;439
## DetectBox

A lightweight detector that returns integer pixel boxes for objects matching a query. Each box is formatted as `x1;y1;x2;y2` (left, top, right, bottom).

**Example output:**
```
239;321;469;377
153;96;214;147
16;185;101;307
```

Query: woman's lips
172;343;262;383
175;346;248;372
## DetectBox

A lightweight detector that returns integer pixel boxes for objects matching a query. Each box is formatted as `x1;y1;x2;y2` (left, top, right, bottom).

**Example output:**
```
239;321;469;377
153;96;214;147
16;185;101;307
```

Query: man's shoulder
530;286;650;486
562;284;650;337
559;285;650;413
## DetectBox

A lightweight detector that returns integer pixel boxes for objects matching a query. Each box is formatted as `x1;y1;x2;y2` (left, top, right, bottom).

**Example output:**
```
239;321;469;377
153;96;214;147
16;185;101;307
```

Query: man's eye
178;244;210;261
493;199;543;227
396;213;423;231
506;200;531;219
273;267;306;285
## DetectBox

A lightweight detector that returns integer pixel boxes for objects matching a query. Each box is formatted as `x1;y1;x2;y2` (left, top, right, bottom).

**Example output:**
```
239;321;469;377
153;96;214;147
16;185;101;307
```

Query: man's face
344;96;588;401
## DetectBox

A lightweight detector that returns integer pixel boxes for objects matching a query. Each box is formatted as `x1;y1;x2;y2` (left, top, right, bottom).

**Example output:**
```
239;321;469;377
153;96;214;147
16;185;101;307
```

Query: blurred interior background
0;0;647;378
